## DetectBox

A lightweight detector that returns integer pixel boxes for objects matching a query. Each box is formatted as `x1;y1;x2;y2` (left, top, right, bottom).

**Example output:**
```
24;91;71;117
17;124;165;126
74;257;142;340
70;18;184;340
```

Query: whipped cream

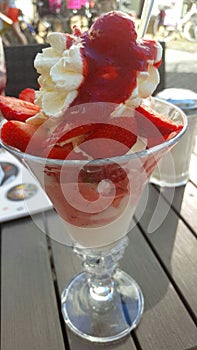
126;42;162;108
30;30;162;124
33;32;83;120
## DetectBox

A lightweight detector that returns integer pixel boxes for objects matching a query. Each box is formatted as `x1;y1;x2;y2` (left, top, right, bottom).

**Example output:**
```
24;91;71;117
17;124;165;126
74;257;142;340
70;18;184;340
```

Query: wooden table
1;143;197;350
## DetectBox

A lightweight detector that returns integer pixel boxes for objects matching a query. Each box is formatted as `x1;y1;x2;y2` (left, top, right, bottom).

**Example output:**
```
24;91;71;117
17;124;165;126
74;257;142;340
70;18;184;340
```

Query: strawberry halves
1;120;47;154
0;96;40;122
19;88;36;104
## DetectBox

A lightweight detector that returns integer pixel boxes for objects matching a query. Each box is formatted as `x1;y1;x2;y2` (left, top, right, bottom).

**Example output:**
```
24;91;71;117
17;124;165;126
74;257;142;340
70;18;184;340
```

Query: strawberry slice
79;161;129;205
44;143;86;160
19;88;36;104
43;139;89;160
80;119;137;159
135;104;183;137
1;120;47;154
44;117;137;160
78;183;100;202
0;96;40;122
79;161;128;184
43;120;101;150
43;144;73;159
109;116;137;136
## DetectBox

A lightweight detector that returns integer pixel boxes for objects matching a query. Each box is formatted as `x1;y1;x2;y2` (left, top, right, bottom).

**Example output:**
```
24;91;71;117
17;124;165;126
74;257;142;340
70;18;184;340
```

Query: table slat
135;184;197;318
189;153;197;186
1;216;66;350
124;225;197;350
158;182;197;235
46;211;197;350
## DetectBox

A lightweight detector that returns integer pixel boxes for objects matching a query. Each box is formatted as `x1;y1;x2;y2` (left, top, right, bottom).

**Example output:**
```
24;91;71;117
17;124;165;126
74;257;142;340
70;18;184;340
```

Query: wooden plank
190;136;197;186
1;215;66;350
135;184;197;318
155;181;197;235
175;182;197;234
193;136;197;156
189;153;197;186
124;225;197;350
46;211;197;350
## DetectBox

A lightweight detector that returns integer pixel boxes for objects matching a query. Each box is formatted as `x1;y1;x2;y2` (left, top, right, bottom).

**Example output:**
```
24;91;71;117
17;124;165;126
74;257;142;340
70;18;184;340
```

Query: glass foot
61;269;144;343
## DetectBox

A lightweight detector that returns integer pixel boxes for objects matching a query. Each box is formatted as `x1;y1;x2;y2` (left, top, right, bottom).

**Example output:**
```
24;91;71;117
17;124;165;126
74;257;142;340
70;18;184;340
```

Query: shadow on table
130;184;186;311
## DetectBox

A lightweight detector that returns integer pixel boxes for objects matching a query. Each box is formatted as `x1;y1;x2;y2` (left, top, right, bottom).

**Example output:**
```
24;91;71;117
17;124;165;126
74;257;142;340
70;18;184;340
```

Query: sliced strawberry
109;116;137;136
1;120;47;154
135;104;183;138
43;120;101;149
42;103;116;150
78;183;99;202
54;123;98;145
43;143;73;159
19;88;36;104
43;141;89;160
79;161;129;203
79;161;128;184
80;120;137;159
0;96;40;122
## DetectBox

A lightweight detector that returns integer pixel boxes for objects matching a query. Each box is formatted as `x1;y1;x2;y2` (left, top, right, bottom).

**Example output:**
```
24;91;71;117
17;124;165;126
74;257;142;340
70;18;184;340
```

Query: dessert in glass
0;12;187;343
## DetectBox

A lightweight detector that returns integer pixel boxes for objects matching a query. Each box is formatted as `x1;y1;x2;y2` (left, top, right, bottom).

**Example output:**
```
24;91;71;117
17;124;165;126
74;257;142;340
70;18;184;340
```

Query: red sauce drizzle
70;12;160;106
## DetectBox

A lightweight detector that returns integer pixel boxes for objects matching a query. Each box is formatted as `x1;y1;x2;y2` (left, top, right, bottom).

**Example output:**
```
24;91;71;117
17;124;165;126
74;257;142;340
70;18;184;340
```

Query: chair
4;43;49;97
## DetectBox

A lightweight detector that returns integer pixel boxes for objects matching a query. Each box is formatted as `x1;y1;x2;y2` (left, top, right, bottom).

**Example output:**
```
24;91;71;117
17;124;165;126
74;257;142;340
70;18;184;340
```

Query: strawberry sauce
71;11;159;106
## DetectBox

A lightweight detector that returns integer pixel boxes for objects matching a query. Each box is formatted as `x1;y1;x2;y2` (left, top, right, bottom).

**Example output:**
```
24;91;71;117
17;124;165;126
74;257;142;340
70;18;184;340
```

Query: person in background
0;0;27;45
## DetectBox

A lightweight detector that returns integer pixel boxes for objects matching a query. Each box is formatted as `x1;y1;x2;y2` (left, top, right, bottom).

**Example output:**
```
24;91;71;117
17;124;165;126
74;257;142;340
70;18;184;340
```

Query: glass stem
74;237;129;311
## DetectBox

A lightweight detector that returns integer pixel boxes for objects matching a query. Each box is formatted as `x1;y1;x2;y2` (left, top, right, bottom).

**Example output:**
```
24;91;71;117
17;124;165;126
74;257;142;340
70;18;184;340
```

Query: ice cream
0;11;185;248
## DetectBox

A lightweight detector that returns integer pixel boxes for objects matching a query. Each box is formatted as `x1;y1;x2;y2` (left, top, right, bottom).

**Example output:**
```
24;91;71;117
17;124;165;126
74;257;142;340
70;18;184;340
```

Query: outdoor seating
4;43;49;97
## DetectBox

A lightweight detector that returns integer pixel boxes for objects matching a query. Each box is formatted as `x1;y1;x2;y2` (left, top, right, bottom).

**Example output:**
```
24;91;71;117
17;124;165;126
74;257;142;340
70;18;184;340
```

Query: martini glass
0;98;187;343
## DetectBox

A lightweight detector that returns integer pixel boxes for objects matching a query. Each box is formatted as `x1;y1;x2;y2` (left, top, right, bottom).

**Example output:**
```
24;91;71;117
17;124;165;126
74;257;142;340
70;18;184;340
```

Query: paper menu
0;147;53;223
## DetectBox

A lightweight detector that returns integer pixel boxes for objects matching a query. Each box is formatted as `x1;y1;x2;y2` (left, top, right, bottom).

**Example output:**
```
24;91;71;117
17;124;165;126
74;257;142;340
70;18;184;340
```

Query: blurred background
0;0;196;94
0;0;195;46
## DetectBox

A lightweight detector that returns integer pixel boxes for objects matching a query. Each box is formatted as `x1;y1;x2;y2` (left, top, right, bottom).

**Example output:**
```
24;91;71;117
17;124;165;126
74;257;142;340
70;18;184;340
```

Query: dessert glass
0;98;187;343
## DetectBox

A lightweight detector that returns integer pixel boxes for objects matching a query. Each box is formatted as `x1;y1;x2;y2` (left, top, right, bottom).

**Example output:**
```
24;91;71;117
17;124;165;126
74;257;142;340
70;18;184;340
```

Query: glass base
61;269;144;343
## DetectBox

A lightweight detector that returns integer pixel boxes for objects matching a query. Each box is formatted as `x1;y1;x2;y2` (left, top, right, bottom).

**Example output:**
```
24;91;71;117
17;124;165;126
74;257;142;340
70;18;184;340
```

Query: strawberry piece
43;119;101;150
79;161;128;184
79;161;129;204
80;120;137;159
0;96;40;122
44;143;89;160
19;88;36;104
44;117;137;160
1;120;47;154
43;143;73;159
43;140;89;160
54;123;98;146
135;104;183;138
78;183;100;202
109;116;137;135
